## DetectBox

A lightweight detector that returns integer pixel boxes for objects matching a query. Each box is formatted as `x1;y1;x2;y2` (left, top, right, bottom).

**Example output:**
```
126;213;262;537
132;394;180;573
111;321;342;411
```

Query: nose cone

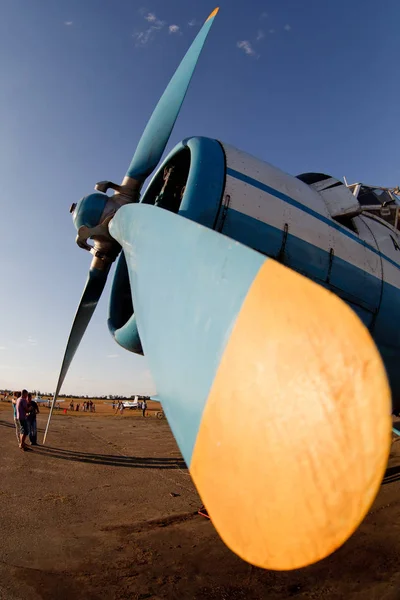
72;192;109;231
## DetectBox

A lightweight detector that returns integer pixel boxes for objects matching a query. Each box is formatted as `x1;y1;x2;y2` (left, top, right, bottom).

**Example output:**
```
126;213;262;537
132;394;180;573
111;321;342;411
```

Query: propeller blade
43;267;108;444
109;204;392;571
125;7;219;182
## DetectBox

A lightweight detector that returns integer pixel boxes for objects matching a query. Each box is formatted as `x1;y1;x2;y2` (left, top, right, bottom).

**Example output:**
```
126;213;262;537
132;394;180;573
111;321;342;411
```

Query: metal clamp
94;181;123;194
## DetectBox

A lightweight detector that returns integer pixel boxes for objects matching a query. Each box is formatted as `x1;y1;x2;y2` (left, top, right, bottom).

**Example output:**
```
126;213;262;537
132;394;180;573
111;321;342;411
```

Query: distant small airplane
44;7;394;572
122;400;138;409
105;396;148;409
34;396;64;406
105;399;139;409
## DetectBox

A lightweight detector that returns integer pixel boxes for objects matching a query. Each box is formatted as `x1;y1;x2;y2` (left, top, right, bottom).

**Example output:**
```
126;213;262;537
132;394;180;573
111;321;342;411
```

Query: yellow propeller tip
206;7;219;21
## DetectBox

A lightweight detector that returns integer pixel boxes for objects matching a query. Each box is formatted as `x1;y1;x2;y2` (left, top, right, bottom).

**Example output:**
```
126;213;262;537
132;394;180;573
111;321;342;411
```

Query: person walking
27;392;40;445
16;389;30;451
12;392;20;444
142;398;147;418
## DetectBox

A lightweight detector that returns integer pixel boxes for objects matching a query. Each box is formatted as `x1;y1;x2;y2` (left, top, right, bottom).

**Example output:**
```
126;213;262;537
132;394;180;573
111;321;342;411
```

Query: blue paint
72;192;109;230
109;203;264;465
284;229;331;283
142;136;226;228
222;204;284;258
126;13;218;181
375;287;400;347
379;344;400;410
178;137;225;228
107;252;143;354
226;168;400;272
222;209;380;311
329;253;381;312
108;137;225;354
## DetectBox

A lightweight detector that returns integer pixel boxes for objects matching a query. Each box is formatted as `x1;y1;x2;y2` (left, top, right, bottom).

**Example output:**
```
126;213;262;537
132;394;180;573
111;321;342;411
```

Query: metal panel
329;217;382;314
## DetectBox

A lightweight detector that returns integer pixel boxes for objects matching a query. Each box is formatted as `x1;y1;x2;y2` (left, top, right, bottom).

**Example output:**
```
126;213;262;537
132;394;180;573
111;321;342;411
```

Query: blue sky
0;0;399;396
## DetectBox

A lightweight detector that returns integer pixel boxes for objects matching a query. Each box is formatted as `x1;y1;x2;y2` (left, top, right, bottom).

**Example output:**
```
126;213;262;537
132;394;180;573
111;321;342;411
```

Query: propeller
43;268;108;443
108;203;392;571
125;7;219;184
43;8;220;443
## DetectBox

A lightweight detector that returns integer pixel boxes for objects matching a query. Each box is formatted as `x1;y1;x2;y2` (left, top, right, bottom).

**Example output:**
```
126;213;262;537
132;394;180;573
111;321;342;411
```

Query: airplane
104;398;141;409
43;8;396;571
121;400;139;409
33;396;64;406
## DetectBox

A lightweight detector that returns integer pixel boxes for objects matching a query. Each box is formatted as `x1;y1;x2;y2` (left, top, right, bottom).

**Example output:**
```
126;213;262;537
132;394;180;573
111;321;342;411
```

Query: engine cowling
107;136;226;353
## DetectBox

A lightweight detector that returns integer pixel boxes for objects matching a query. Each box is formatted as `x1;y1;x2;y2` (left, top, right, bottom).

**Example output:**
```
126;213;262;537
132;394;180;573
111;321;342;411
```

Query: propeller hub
71;192;122;268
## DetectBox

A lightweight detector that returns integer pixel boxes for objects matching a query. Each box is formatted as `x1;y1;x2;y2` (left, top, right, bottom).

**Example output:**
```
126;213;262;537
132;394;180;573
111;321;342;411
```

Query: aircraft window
296;173;332;185
142;147;191;213
358;186;394;207
374;189;392;203
356;186;400;230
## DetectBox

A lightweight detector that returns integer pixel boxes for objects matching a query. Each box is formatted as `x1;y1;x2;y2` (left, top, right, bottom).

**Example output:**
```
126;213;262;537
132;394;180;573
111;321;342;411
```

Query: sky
0;0;399;396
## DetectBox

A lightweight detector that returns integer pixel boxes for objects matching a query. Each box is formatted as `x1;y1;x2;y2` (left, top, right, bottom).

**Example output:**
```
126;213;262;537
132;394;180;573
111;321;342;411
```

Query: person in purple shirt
16;389;30;451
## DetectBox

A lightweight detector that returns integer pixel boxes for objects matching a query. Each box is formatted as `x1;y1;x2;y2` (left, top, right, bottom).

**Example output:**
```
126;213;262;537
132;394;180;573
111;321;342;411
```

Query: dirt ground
1;404;400;600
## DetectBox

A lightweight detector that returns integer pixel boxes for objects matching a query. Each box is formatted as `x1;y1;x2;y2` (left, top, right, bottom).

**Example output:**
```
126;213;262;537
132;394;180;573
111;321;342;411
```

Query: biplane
44;8;395;571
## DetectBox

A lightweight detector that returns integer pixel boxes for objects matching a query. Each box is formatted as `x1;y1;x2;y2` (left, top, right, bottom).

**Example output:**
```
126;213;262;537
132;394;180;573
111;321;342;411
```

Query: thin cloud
237;40;259;58
28;336;38;346
0;346;6;350
107;354;119;359
260;12;268;19
256;30;265;42
169;24;180;34
188;19;198;27
269;29;275;34
284;24;292;31
133;11;166;47
64;21;73;26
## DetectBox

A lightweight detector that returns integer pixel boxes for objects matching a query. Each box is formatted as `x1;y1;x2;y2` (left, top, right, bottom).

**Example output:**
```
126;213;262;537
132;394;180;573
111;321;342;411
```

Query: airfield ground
1;401;400;600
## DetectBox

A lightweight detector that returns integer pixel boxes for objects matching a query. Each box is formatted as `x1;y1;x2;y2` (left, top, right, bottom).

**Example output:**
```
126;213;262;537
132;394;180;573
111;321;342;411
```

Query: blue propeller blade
43;268;108;443
108;204;391;571
126;7;219;182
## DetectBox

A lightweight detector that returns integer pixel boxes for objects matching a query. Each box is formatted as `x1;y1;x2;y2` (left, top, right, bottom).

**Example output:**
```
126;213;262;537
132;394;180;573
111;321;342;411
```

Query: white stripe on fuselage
220;142;400;289
225;172;400;290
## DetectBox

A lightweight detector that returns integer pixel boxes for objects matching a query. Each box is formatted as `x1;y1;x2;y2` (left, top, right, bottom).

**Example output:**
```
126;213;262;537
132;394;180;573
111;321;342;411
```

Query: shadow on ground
33;445;187;469
0;419;186;469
